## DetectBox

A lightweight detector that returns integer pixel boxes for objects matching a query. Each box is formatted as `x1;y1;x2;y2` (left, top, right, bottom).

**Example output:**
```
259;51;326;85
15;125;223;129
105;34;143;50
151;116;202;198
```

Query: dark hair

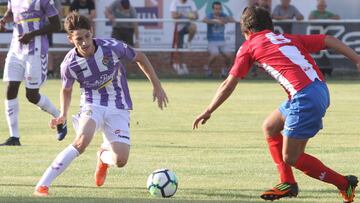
64;11;91;33
212;1;222;9
121;0;130;9
240;6;273;33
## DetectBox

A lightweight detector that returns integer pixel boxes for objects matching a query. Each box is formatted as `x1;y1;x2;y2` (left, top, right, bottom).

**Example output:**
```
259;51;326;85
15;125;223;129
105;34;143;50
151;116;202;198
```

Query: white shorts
208;41;232;56
3;51;48;89
72;104;131;148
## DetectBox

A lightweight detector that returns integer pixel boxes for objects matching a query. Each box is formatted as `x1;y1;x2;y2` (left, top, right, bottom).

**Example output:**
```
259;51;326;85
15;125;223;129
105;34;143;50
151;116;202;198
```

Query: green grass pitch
0;79;359;203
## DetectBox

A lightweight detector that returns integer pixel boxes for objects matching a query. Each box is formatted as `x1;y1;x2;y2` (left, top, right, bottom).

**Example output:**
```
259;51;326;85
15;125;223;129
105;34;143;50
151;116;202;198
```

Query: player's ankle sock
5;98;19;138
267;135;296;183
36;145;79;188
294;153;348;190
36;95;60;118
100;150;115;165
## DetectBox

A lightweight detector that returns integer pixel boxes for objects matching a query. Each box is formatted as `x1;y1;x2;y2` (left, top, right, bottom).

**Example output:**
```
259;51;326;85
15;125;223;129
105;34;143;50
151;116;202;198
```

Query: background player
193;6;359;203
0;0;67;146
34;12;168;196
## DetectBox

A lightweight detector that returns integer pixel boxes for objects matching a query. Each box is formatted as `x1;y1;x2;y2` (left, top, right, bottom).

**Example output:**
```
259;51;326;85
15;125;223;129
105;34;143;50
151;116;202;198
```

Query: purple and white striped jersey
8;0;58;55
61;38;136;110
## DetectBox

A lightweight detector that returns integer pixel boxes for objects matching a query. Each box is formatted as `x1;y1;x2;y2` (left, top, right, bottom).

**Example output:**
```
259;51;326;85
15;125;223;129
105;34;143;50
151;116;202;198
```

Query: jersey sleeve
112;40;136;61
130;7;137;18
60;62;75;89
190;1;197;11
7;0;11;11
42;0;59;17
293;6;302;17
170;0;176;12
229;43;254;79
293;34;326;53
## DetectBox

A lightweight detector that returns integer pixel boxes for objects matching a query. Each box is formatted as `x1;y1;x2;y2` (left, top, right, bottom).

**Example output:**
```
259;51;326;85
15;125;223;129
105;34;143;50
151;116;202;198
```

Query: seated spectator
309;0;339;78
203;1;235;78
252;0;271;14
104;0;139;47
60;0;72;17
70;0;96;22
309;0;340;20
272;0;303;20
170;0;198;75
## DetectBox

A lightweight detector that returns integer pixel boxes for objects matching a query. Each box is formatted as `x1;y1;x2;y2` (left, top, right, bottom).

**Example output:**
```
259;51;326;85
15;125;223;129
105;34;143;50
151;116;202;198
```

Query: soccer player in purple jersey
0;0;67;146
33;12;168;196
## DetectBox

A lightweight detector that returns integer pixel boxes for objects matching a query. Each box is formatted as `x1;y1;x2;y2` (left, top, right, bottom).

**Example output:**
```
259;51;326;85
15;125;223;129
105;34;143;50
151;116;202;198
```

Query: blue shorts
279;80;330;139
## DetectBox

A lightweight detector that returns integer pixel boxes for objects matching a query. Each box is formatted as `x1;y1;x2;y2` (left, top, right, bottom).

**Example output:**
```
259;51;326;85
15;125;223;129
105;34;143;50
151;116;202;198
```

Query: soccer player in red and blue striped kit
193;6;359;203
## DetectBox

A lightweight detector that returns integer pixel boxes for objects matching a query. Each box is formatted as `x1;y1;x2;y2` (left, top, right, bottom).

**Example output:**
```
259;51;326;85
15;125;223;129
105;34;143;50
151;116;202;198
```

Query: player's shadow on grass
0;183;144;191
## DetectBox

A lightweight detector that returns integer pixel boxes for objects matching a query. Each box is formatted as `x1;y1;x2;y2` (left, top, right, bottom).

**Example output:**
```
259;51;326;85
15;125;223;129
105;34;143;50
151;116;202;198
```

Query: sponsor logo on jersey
102;56;110;66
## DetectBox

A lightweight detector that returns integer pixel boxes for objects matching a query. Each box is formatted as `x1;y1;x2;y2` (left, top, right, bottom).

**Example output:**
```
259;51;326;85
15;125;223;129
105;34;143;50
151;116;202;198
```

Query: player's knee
26;92;40;104
262;121;274;136
283;154;297;166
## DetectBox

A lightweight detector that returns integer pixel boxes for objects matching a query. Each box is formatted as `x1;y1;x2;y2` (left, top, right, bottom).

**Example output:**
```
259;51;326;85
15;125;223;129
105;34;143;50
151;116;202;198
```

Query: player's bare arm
193;75;240;129
19;15;61;44
324;35;360;71
202;17;225;25
171;11;182;19
50;87;72;129
0;9;13;31
134;51;169;109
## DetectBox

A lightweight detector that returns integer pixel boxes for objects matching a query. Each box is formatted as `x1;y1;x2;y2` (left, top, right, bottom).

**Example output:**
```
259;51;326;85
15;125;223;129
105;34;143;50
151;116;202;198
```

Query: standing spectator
170;0;198;75
47;0;63;79
104;0;139;47
309;0;340;20
272;0;303;20
70;0;96;22
203;1;235;78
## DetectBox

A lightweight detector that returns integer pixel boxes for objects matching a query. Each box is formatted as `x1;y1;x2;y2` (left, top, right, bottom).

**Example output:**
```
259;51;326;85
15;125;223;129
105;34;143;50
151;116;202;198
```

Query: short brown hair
241;6;273;33
64;11;91;33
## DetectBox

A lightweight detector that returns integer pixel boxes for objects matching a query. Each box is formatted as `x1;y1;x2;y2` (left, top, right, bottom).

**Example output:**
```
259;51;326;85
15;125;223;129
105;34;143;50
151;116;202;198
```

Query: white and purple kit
3;0;59;88
61;38;137;146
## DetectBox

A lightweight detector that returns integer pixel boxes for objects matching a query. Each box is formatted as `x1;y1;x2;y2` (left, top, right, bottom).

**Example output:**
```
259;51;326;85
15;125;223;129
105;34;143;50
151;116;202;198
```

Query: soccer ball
146;168;178;198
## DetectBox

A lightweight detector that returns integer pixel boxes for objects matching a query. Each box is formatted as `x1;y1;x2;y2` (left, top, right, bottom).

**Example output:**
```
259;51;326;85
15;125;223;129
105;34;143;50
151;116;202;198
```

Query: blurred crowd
0;0;341;77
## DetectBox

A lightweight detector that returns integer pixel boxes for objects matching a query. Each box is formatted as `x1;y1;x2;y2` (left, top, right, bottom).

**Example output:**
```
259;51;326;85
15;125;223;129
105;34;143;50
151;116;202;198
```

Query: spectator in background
170;0;198;75
70;0;96;22
104;0;139;47
309;0;340;20
272;0;303;20
253;0;271;14
47;0;62;78
203;1;235;78
60;0;72;17
309;0;340;78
